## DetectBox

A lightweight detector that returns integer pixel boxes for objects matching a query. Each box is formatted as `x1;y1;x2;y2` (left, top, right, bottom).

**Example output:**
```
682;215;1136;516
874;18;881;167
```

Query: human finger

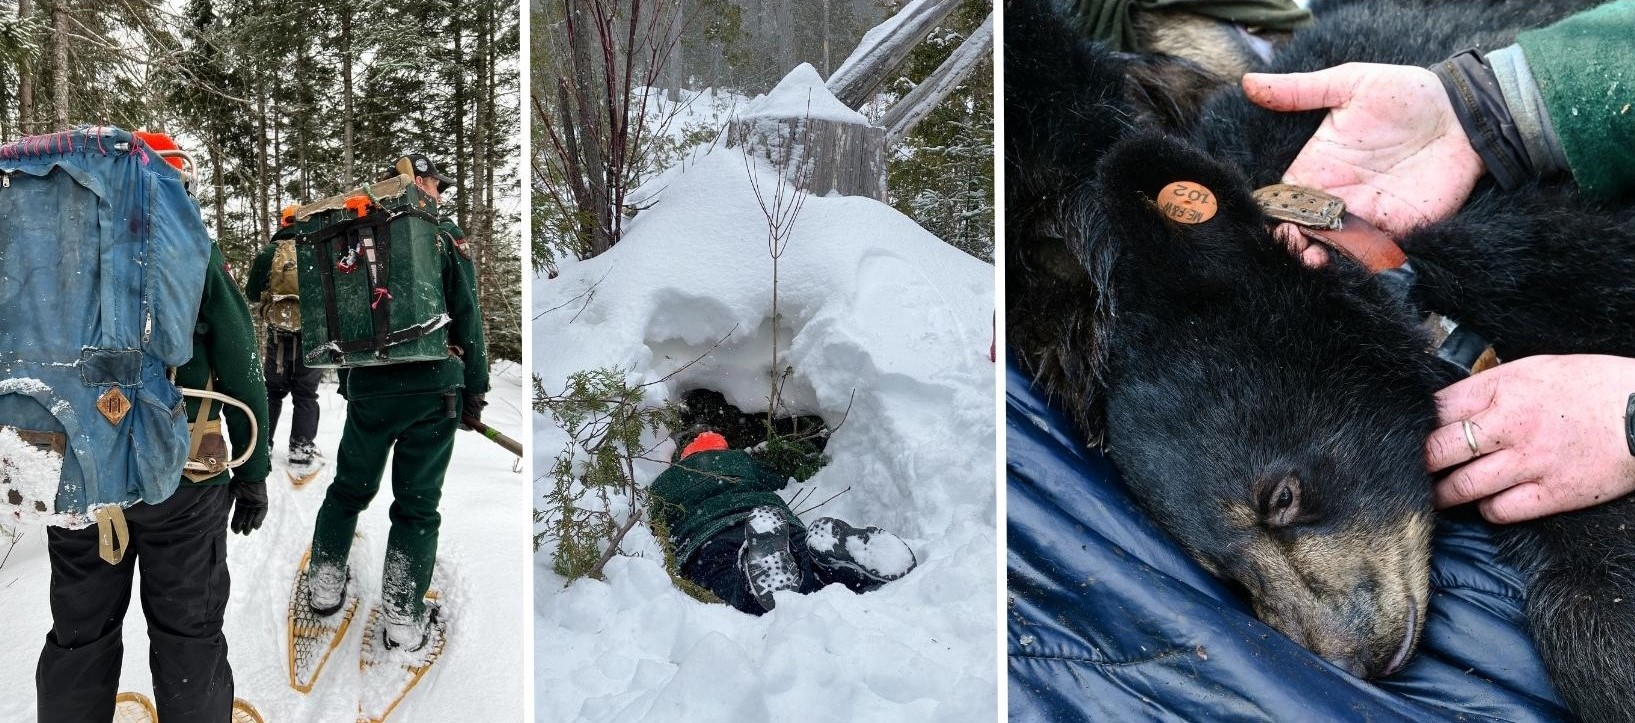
1477;481;1566;524
1433;449;1529;509
1425;412;1512;473
1242;65;1364;113
1433;370;1502;426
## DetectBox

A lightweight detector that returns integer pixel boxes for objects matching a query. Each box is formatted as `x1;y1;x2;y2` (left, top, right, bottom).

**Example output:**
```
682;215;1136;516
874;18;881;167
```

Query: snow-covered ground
533;76;997;721
0;365;529;722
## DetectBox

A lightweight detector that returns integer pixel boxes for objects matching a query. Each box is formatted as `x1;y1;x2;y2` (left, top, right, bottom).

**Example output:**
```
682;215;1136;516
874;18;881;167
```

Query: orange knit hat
681;431;729;458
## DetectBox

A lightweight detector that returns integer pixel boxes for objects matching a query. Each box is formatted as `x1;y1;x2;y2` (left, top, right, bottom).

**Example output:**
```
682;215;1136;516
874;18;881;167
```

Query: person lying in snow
649;430;918;614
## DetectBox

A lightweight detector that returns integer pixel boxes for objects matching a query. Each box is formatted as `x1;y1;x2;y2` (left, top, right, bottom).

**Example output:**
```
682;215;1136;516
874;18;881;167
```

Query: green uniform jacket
339;216;490;400
1517;0;1635;198
649;449;801;565
242;228;294;304
175;244;272;486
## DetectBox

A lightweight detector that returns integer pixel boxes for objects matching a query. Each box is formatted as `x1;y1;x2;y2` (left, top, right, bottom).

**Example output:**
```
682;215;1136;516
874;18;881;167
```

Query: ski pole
462;415;522;457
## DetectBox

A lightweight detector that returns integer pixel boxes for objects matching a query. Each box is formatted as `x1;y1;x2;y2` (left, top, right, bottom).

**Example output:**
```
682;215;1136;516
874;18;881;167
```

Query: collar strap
1253;184;1406;272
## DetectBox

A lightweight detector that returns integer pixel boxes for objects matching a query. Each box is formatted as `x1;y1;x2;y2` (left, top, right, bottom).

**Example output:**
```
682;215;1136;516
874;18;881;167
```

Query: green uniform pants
309;391;460;621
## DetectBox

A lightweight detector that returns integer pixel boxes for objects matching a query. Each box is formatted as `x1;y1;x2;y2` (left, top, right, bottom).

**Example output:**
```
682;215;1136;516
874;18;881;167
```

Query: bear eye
1260;475;1301;528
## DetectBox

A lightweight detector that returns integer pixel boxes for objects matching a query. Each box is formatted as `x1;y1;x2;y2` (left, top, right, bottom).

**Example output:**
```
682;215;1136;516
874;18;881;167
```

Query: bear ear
1093;134;1262;236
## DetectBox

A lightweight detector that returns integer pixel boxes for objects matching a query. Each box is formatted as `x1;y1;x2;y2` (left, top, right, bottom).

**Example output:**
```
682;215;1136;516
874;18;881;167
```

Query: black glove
230;479;268;535
461;392;487;431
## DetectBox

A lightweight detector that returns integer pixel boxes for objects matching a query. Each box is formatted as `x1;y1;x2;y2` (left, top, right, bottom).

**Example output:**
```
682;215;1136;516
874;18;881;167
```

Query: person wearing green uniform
37;242;271;723
650;430;918;615
303;153;489;651
244;207;324;474
1242;1;1634;525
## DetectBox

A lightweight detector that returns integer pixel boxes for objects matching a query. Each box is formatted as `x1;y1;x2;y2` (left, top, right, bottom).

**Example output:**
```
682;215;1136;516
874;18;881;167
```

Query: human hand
230;479;268;535
1243;63;1485;241
1426;355;1635;524
461;392;487;431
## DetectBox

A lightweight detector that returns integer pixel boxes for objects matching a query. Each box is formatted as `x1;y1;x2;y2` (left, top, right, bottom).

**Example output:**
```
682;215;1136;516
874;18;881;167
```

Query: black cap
383;152;455;192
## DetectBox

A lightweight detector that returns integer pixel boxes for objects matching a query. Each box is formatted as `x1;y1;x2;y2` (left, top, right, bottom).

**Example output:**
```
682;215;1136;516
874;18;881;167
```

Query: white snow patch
535;141;995;721
0;427;62;520
740;63;869;125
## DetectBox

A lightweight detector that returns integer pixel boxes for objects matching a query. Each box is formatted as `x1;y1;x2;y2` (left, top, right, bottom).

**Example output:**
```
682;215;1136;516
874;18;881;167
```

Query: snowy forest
0;0;523;360
532;0;995;267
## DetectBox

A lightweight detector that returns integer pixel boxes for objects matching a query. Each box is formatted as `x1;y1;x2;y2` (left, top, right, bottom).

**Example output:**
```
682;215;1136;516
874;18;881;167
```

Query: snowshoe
358;592;446;723
805;517;917;593
739;506;802;612
286;441;326;487
113;692;156;723
287;549;361;693
232;698;266;723
112;691;262;722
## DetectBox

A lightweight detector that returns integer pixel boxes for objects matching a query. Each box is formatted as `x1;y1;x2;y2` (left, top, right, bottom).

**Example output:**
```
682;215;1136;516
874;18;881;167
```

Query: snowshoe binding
286;440;325;487
739;506;803;612
805;517;917;593
358;593;446;723
287;549;360;693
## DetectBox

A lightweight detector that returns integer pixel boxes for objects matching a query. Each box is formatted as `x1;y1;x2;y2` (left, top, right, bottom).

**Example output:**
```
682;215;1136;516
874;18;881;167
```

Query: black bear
1007;0;1635;719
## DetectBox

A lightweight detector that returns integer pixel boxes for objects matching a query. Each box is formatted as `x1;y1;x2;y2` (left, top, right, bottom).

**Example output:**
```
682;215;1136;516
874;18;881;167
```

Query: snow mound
740;63;869;125
534;143;995;721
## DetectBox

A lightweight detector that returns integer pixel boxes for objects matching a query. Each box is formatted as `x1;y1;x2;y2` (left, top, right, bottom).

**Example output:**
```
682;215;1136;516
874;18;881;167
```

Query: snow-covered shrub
533;368;678;581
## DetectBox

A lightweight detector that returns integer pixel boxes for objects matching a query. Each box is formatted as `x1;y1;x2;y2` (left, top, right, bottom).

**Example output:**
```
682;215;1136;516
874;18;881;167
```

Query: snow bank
0;367;528;722
534;140;996;721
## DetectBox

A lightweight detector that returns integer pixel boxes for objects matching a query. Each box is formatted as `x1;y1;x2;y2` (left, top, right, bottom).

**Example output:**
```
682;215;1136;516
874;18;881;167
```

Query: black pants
265;329;321;447
37;484;233;723
683;520;825;615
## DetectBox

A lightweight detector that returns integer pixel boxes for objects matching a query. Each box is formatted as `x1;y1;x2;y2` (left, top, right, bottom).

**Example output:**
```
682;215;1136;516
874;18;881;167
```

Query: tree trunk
566;1;611;256
340;5;355;188
17;0;33;134
453;0;469;232
882;12;992;145
51;1;67;129
821;0;831;77
827;0;960;109
255;78;268;238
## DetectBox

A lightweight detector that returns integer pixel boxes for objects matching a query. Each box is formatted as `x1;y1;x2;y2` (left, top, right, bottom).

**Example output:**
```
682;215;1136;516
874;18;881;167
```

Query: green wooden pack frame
290;175;451;368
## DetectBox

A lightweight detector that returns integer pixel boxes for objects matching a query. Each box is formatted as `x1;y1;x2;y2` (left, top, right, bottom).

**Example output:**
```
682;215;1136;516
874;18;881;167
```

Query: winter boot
383;602;438;653
307;562;348;617
288;440;320;468
805;518;917;593
739;506;802;613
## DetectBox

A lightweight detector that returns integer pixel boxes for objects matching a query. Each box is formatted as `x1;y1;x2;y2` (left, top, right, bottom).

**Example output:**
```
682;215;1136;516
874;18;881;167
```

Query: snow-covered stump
727;64;887;201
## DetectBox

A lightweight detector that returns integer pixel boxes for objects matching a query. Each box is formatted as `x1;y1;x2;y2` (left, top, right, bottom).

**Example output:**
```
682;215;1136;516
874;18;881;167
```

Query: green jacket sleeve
1516;0;1635;198
440;219;490;395
244;242;275;304
200;245;272;484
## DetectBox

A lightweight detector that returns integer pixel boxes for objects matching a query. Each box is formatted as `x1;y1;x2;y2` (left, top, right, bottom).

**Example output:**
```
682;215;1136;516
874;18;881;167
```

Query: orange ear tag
1157;181;1218;224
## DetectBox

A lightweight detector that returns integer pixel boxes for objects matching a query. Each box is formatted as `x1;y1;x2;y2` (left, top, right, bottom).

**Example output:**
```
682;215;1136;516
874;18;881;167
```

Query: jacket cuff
1431;49;1533;190
1486;45;1568;180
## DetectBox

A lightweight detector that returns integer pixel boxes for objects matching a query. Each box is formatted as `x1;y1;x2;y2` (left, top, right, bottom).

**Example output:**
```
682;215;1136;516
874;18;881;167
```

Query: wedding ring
1462;419;1481;457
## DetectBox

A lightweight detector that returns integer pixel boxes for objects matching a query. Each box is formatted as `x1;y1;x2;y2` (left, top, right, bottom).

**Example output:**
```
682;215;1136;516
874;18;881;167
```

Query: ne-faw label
1157;181;1218;224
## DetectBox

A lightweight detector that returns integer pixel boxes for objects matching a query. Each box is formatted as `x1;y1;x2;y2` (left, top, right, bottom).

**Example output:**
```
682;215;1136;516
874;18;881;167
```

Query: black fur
1008;0;1635;718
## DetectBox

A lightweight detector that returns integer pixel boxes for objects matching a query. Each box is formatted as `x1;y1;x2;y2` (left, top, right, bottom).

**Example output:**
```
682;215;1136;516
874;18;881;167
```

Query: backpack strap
93;505;130;566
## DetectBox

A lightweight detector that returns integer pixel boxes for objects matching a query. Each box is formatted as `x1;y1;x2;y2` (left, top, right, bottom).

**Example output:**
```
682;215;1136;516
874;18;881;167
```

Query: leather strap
94;505;130;566
1253;184;1406;272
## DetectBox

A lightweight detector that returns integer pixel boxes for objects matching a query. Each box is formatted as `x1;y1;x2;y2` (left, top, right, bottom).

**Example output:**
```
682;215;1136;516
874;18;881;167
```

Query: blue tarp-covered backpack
0;127;212;552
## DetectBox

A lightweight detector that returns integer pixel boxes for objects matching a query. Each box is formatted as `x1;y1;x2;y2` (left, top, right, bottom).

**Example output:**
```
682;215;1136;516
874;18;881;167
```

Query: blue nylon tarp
1006;360;1568;722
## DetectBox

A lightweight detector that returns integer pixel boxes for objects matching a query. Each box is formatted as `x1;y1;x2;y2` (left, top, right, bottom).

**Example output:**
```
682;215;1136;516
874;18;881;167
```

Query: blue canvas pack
0;127;212;529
